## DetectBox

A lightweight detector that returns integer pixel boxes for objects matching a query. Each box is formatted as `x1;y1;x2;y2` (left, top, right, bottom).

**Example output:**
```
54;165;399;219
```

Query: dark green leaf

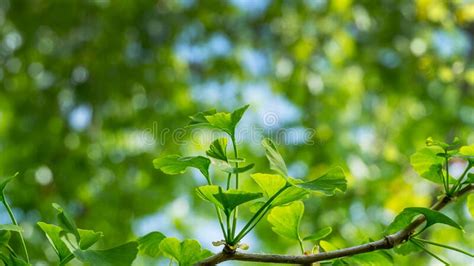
386;207;462;234
213;188;263;215
0;230;11;246
153;155;210;181
187;109;217;126
261;138;288;177
159;238;212;266
0;172;18;201
52;203;80;241
206;138;228;161
138;231;166;258
294;167;347;195
72;241;138;266
303;227;332;241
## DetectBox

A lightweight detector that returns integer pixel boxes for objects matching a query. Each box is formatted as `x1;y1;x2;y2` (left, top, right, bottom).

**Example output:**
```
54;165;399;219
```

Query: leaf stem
215;207;228;242
444;152;450;194
1;193;29;263
230;135;239;240
410;239;449;266
450;162;472;194
414;238;474;257
232;184;290;244
226;173;232;190
298;239;305;254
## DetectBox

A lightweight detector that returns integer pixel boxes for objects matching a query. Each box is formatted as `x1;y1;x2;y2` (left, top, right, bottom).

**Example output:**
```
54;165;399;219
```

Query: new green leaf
468;194;474;218
267;201;304;241
72;242;138;266
303;227;332;242
159;238;212;266
410;147;445;184
251;173;308;206
262;138;288;177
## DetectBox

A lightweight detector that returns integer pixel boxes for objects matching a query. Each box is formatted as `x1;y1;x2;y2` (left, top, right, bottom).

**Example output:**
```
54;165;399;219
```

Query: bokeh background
0;0;473;265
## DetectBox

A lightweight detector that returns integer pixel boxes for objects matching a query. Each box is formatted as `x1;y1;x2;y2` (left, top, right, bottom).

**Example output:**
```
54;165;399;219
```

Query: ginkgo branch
196;184;474;265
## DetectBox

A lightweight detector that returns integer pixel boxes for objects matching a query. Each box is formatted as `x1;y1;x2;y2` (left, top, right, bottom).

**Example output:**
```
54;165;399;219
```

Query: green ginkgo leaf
459;144;474;157
153;155;210;181
250;173;308;207
213;189;263;215
138;231;166;258
52;203;80;241
267;201;304;241
468;194;474;218
206;138;228;161
159;238;212;266
386;207;462;234
294;167;347;196
303;227;332;242
261;138;288;177
410;147;445;184
188;105;249;137
0;172;18;201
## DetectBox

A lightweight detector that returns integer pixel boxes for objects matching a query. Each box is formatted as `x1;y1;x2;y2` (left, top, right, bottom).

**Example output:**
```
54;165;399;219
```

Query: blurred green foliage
0;0;473;265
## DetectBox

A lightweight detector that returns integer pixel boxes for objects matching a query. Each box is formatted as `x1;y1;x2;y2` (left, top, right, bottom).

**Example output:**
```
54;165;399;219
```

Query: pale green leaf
267;201;304;241
459;145;474;156
303;227;332;241
262;138;288;177
138;231;166;258
410;147;445;184
250;173;308;207
187;109;217;126
52;203;80;241
159;238;212;266
37;222;71;262
468;194;474;218
78;229;103;250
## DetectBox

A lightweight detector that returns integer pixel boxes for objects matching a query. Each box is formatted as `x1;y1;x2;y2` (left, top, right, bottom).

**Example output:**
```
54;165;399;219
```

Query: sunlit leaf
459;145;474;156
320;240;338;251
262;138;288;177
0;224;22;232
294;167;347;195
303;227;332;242
267;201;304;241
138;231;166;258
214;160;254;174
410;147;445;184
153;155;210;180
251;173;308;206
468;194;474;218
386;207;462;234
78;228;103;250
37;222;71;262
159;238;212;266
206;138;228;161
